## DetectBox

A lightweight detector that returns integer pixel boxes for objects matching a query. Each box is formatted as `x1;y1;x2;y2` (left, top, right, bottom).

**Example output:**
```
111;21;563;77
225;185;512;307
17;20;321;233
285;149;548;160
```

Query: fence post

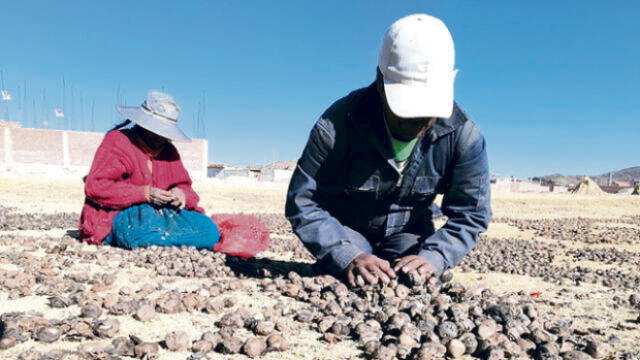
202;139;208;180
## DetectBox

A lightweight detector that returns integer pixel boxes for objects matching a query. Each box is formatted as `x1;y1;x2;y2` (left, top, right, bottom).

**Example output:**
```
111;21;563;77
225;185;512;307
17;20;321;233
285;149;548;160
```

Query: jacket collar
427;104;467;141
347;83;467;157
347;84;396;171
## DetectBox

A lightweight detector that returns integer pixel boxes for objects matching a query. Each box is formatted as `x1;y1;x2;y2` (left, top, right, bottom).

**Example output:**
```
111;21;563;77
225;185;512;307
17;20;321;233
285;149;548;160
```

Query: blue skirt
104;204;220;250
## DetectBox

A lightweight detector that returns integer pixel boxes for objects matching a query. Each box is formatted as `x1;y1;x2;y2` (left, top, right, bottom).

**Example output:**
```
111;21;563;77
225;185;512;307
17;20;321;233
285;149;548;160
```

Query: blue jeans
104;204;220;250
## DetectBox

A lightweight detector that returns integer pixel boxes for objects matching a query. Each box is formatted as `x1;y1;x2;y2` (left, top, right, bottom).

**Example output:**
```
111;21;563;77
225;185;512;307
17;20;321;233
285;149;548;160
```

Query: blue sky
1;1;638;178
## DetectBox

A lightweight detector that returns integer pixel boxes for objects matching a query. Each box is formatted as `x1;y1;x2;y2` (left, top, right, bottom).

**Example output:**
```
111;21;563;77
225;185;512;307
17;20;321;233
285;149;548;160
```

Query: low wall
1;126;208;179
259;169;293;183
511;181;549;193
67;131;104;167
491;180;552;193
208;168;293;184
490;181;511;193
208;167;224;178
220;168;251;179
551;185;569;193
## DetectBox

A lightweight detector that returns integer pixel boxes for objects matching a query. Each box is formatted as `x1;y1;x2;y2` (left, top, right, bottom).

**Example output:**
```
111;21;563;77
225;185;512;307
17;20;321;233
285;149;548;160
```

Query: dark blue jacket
285;83;491;275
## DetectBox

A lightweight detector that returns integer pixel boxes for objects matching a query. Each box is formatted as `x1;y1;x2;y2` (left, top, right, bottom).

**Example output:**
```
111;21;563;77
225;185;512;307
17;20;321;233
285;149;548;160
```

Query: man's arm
418;120;492;275
285;118;366;270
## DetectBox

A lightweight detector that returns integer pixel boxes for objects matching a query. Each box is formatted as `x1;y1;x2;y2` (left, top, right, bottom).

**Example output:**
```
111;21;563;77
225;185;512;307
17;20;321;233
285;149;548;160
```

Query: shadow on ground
65;230;80;239
225;256;317;279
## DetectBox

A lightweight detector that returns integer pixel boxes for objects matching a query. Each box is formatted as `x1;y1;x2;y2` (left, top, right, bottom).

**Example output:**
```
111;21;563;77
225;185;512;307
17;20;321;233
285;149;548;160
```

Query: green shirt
389;134;419;163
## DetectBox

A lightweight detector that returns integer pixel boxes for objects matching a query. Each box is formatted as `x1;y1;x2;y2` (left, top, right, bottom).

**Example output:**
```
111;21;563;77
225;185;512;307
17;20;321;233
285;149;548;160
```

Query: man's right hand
149;187;175;206
345;254;397;287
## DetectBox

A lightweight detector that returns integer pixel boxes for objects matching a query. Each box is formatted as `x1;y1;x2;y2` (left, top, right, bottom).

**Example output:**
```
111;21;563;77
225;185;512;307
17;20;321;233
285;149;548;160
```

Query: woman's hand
149;187;174;206
169;187;186;209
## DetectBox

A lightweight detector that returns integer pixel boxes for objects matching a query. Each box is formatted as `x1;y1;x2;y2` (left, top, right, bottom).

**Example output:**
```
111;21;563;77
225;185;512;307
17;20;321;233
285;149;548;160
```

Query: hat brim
116;106;191;142
383;75;455;119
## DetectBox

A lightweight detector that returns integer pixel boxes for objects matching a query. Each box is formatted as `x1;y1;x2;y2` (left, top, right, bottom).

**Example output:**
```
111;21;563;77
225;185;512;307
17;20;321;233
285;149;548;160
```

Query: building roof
613;180;632;187
0;120;21;128
265;160;297;170
207;163;228;169
600;185;623;194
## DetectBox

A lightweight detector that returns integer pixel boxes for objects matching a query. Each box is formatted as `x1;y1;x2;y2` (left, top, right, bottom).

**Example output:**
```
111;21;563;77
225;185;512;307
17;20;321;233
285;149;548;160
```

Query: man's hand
149;187;174;206
345;254;396;287
169;187;186;209
394;255;435;277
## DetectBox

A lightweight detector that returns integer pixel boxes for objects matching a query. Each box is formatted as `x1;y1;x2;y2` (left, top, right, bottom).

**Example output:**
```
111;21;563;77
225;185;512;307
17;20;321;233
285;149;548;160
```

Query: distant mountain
595;167;640;183
536;167;640;186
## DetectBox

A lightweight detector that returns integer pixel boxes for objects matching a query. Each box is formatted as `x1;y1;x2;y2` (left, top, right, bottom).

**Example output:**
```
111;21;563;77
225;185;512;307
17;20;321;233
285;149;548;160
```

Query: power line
202;91;207;135
23;80;28;127
62;77;66;129
80;93;84;132
41;89;46;127
70;85;75;130
1;70;8;121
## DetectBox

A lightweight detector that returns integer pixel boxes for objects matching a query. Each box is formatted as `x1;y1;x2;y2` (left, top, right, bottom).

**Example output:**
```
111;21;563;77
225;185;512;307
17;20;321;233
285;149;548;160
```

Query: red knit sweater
79;129;203;245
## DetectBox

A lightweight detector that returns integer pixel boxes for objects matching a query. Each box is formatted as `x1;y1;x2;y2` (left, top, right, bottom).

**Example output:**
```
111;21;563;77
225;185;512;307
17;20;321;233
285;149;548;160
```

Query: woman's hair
108;119;132;133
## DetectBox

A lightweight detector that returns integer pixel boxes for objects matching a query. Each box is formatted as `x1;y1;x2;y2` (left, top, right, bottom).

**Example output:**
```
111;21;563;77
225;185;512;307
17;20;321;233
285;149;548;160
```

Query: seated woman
79;91;219;250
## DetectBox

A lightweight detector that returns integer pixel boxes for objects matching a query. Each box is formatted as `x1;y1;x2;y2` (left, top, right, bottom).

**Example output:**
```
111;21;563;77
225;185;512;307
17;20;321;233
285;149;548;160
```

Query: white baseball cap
378;14;458;119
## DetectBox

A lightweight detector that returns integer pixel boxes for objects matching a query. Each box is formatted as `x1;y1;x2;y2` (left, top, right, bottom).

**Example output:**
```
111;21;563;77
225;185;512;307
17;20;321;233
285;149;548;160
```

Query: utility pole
1;70;9;121
608;172;613;186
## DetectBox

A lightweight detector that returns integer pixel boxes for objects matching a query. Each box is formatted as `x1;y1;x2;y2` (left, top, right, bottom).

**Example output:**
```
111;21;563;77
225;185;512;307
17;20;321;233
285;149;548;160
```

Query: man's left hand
393;255;435;277
169;187;186;209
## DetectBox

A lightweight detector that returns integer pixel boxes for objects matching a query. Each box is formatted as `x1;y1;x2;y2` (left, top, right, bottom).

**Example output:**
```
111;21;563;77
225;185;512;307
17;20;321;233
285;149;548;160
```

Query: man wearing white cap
286;14;491;286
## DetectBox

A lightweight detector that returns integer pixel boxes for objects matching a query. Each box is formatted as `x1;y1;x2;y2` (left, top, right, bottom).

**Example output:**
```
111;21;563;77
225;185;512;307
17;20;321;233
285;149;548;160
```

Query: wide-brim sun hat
116;91;191;142
378;14;458;119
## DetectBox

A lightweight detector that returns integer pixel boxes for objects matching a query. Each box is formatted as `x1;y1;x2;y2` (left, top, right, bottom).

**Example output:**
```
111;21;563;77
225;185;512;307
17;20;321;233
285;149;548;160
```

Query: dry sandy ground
2;176;638;219
1;176;640;359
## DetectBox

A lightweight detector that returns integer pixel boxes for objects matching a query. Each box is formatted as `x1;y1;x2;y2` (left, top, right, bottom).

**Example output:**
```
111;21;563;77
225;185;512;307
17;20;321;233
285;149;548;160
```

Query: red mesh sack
211;214;270;258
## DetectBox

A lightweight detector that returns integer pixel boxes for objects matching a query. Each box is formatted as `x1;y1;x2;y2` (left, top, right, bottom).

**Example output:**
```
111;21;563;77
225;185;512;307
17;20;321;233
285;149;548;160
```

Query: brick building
1;122;208;179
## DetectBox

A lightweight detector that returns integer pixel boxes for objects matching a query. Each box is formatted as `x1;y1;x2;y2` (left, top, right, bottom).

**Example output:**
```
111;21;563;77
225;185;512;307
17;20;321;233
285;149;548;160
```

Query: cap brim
116;106;191;142
383;76;454;119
